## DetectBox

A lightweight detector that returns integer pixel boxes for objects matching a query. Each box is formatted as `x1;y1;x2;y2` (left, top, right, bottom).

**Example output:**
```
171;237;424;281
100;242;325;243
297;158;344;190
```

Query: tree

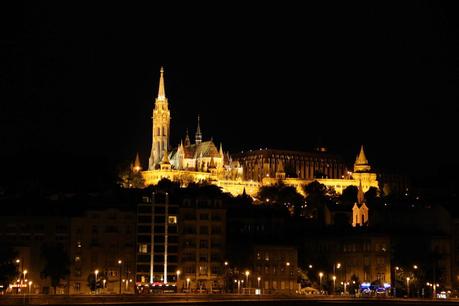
257;183;304;216
117;163;145;189
341;185;358;204
303;181;328;222
40;244;70;294
0;244;18;292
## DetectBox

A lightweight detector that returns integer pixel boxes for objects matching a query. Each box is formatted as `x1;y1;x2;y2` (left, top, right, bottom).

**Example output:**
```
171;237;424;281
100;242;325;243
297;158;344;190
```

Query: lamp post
186;278;190;292
332;276;336;294
176;270;181;291
28;281;32;294
94;269;99;294
406;277;410;297
319;272;323;293
245;271;250;289
118;260;122;295
257;276;261;289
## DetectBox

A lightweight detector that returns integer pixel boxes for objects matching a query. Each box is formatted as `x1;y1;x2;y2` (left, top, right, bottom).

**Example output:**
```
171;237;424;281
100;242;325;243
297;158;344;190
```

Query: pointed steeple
356;145;368;165
161;149;170;164
354;145;371;172
195;115;202;144
184;129;191;146
219;143;224;158
133;152;142;171
157;66;166;100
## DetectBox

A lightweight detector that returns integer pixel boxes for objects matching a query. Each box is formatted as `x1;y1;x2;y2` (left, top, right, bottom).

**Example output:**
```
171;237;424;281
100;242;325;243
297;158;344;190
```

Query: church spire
354;145;371;172
184;129;191;146
148;67;170;170
133;152;142;172
195;115;202;144
157;66;166;100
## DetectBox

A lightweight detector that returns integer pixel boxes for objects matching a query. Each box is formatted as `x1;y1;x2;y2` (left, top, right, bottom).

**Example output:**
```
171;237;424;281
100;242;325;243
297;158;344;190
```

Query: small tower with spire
354;145;371;172
184;129;191;146
149;67;171;170
352;180;369;227
160;149;171;171
133;153;142;172
195;115;202;145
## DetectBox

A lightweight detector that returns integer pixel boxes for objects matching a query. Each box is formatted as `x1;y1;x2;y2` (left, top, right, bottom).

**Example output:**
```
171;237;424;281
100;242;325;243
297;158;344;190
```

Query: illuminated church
141;68;379;197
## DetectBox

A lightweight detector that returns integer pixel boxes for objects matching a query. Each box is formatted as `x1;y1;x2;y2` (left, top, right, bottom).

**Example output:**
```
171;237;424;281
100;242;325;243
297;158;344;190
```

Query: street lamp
245;270;250;288
257;276;261;289
95;269;99;294
176;270;181;282
28;281;32;294
406;277;410;297
118;260;122;295
186;278;190;292
319;272;323;293
332;276;336;294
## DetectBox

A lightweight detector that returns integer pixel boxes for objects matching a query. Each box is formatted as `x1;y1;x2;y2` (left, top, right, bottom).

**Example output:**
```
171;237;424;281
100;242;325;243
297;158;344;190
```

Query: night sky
2;2;459;191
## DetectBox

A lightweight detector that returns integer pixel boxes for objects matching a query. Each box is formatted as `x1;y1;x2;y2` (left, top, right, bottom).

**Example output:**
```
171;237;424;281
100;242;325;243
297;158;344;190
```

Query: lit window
139;244;148;254
168;216;177;224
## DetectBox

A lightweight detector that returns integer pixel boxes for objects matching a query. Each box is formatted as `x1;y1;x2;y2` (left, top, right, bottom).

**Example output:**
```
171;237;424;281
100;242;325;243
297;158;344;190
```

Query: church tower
195;115;202;144
149;67;171;170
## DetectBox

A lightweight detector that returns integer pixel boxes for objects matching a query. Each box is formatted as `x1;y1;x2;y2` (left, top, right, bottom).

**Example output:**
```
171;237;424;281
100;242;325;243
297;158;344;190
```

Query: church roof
184;141;220;159
170;140;221;160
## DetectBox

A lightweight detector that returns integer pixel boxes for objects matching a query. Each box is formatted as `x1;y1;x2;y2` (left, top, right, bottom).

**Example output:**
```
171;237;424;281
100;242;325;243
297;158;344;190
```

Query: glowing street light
94;269;99;294
257;276;261;289
186;278;190;291
28;281;32;294
118;260;123;295
176;270;181;283
332;276;336;294
245;270;250;288
406;277;410;297
319;272;324;292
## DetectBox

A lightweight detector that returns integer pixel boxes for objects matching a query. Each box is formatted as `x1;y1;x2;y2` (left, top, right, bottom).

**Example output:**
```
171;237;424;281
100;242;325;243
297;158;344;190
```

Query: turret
354;145;371;172
133;153;142;172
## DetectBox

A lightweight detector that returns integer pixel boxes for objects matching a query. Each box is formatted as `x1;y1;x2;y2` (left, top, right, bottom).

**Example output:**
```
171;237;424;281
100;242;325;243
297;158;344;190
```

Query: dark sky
2;2;459;190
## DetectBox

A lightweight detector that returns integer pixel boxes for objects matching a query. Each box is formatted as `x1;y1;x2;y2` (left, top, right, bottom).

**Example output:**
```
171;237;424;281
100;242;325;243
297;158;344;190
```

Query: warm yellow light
176;270;181;275
336;263;341;269
118;260;122;264
16;259;20;263
406;277;410;281
28;281;32;286
224;261;228;266
257;277;261;281
23;270;28;275
319;272;323;277
413;265;418;269
245;270;250;276
332;276;336;280
395;266;399;270
286;262;290;266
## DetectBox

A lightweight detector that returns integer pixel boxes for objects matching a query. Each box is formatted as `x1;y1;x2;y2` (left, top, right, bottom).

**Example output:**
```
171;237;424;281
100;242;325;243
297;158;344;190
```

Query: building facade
68;209;136;294
140;68;379;197
135;192;179;290
178;196;226;292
